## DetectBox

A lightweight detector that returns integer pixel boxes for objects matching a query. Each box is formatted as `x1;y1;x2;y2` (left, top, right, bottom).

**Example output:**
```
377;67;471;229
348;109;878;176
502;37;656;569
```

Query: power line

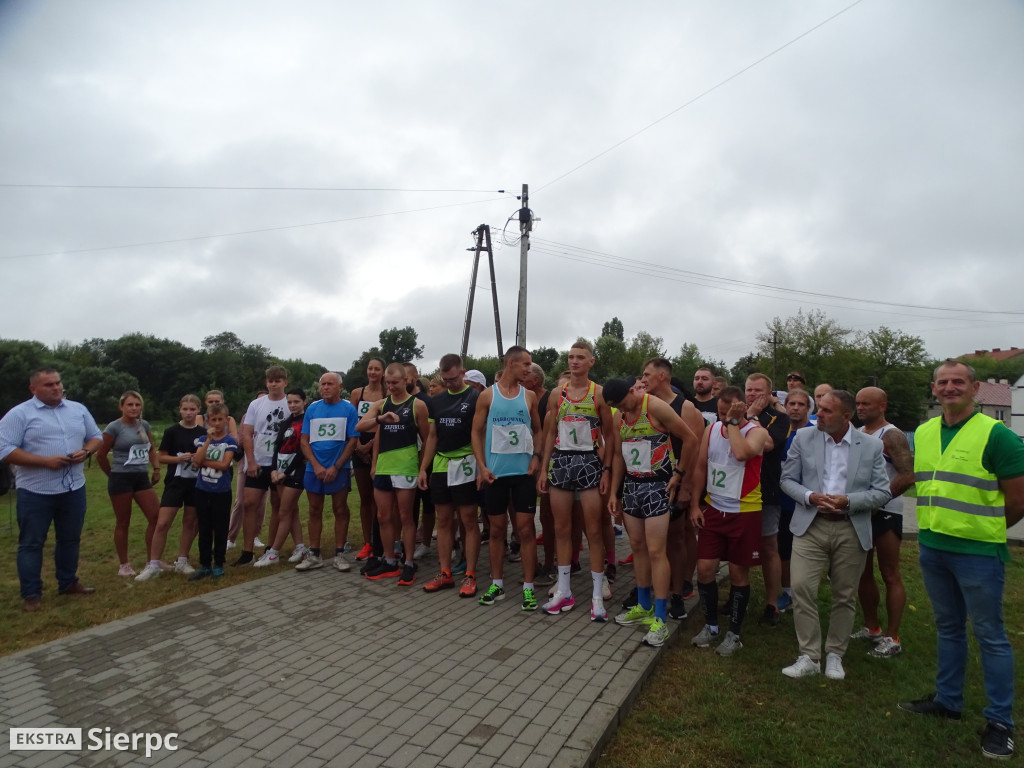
535;0;866;193
0;183;512;194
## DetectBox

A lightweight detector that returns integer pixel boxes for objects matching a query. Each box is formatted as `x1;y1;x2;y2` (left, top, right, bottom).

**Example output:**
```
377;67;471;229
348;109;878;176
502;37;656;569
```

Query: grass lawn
598;543;1024;768
1;421;364;653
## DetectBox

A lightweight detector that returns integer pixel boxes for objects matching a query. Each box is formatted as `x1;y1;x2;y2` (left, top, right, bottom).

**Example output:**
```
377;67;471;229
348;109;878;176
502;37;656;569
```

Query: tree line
4;312;1021;429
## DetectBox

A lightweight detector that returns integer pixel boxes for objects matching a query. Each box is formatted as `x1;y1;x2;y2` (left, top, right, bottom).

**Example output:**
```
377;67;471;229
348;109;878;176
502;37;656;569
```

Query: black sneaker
231;551;254;566
897;693;962;720
622;586;638;610
359;556;381;576
982;722;1014;760
758;604;780;628
604;562;617;584
397;563;418;586
668;593;687;621
570;561;581;575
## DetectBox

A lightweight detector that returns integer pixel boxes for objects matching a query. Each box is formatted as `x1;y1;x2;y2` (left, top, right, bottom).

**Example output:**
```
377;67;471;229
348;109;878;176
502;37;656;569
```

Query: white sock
523;582;534;591
557;565;571;595
591;570;603;599
493;578;504;588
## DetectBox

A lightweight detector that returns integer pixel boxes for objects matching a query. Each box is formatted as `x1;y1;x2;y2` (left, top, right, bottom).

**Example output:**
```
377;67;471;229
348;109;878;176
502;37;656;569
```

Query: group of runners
104;347;911;657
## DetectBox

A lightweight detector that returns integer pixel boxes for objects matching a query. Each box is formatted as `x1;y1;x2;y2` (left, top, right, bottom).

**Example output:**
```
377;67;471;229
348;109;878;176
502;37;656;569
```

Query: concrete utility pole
461;225;503;359
515;183;531;348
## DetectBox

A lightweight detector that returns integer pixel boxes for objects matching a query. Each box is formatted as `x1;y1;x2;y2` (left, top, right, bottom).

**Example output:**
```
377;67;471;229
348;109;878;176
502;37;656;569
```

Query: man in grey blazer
779;389;890;680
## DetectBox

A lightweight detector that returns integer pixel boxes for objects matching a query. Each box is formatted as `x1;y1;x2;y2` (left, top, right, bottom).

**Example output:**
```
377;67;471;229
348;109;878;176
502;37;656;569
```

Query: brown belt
817;512;848;522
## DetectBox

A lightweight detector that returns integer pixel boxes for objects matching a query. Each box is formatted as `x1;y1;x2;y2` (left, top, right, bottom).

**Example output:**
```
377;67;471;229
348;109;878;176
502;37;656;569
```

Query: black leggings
196;490;231;567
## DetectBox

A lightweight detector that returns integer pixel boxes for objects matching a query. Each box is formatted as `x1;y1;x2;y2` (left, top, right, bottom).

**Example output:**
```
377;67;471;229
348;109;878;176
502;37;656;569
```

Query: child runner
189;404;238;580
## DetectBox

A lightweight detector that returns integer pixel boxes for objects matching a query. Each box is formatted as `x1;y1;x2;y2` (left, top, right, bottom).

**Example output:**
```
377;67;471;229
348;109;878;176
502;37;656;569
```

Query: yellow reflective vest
914;413;1005;544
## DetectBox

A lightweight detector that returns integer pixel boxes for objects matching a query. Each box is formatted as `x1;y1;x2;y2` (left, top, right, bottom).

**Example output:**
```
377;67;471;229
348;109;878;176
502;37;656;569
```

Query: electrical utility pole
514;183;532;348
460;224;503;359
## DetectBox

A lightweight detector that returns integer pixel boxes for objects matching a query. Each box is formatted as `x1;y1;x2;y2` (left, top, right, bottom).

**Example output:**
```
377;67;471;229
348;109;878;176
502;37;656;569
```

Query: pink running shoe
543;592;576;615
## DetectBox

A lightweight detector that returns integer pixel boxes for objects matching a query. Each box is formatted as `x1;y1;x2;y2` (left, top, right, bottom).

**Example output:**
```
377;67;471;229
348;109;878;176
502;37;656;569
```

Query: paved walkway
0;537;692;768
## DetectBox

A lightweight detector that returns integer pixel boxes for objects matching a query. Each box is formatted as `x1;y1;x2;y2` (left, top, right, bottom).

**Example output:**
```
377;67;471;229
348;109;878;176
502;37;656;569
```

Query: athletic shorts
245;465;274;491
778;506;794;560
761;503;781;537
484;474;535;517
160;479;197;509
871;510;903;542
305;471;351;495
696;505;762;567
430;472;478;507
547;450;602;492
622;478;671;519
279;475;305;490
373;474;418;492
108;472;152;495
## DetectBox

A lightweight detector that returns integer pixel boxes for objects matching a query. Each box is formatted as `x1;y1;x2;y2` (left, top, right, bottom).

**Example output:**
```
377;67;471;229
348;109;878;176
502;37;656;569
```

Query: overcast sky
2;0;1022;375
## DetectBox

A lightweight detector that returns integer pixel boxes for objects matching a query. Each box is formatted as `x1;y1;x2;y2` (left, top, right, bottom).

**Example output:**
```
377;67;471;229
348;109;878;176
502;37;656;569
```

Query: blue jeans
17;487;87;598
919;543;1014;727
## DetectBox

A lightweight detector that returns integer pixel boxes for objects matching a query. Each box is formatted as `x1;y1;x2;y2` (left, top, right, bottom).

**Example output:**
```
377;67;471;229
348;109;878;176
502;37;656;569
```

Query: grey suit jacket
780;425;891;550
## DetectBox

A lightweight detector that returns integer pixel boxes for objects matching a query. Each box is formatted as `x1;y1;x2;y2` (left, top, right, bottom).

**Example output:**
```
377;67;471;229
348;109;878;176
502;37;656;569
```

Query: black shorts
871;510;903;542
108;472;152;495
245;465;274;491
622;478;671;519
279;475;305;490
160;479;197;509
430;473;478;507
546;450;603;492
484;474;535;516
373;474;418;492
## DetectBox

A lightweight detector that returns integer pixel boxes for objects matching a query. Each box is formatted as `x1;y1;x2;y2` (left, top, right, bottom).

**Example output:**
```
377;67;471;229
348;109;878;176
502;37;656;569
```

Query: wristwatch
727;418;740;426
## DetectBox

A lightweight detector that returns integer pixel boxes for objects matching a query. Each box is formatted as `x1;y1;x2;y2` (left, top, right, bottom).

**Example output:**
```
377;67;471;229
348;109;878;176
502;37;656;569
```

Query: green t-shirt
918;414;1024;562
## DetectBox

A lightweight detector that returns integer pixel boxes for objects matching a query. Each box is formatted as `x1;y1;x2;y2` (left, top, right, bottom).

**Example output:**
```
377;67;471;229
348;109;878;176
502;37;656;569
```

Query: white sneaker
254;537;265;549
134;563;161;582
295;553;323;571
288;544;308;563
870;636;902;658
226;540;236;550
824;653;845;680
782;655;821;678
601;574;612;601
413;543;429;560
334;555;351;572
173;559;195;575
253;551;279;568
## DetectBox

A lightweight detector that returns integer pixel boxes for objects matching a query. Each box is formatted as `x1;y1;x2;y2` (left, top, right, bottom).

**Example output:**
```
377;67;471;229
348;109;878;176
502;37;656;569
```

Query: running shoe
542;592;576;615
423;571;455;592
590;597;607;622
522;588;538;611
782;655;821;678
254;537;265;548
413;543;429;560
479;584;505;605
601;575;612;601
620;553;633;565
715;631;743;657
117;563;136;577
643;618;669;647
333;555;351;572
225;540;236;550
366;560;401;580
604;562;617;584
189;567;211;581
359;555;381;575
354;542;373;561
690;625;719;648
288;544;309;563
134;563;161;582
211;566;225;579
534;567;555;587
668;594;687;621
459;575;477;598
507;539;522;563
173;559;195;575
451;558;467;576
253;551;280;568
231;551;254;566
869;636;902;658
295;553;324;571
621;586;638;610
615;604;654;626
681;581;696;601
775;591;793;613
398;563;418;586
851;626;883;642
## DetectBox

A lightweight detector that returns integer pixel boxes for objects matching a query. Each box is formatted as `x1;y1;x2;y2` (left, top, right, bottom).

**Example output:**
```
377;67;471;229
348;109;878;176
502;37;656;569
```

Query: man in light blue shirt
0;368;103;611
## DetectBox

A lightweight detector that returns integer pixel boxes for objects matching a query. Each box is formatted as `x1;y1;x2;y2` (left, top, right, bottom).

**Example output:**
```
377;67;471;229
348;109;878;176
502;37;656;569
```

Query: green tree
861;327;932;429
0;339;51;414
601;317;625;341
670;343;728;387
378;327;423;363
529;346;559;375
62;366;140;424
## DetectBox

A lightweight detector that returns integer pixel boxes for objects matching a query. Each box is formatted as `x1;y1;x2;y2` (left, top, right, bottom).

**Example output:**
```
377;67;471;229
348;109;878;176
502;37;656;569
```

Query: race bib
175;452;198;479
125;443;150;467
207;445;224;462
357;400;373;417
310;417;346;442
490;423;532;455
276;453;296;472
707;460;742;500
392;475;418;490
558;419;592;452
622;441;652;474
447;455;477;486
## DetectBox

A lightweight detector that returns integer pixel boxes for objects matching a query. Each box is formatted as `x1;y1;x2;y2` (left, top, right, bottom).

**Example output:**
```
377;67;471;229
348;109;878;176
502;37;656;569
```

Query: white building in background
1013;373;1024;439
